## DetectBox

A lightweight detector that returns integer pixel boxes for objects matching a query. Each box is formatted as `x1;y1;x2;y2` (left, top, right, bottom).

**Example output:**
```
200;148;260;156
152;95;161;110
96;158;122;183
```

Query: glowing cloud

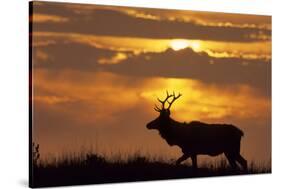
32;14;69;23
34;32;270;60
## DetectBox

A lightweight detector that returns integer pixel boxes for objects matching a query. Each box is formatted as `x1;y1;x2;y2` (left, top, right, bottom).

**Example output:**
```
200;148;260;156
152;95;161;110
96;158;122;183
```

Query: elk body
146;92;247;170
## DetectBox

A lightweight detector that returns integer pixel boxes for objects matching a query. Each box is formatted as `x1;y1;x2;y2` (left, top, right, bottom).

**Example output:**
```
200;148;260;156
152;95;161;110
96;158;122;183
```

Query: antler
154;91;172;112
167;91;182;110
154;91;181;112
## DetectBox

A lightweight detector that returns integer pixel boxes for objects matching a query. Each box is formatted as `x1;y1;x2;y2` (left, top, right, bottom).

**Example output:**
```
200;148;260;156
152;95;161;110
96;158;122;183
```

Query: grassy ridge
32;152;271;188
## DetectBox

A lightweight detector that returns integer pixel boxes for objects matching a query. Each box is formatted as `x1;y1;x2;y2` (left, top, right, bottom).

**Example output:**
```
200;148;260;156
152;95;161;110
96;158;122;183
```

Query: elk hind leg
235;154;248;170
176;154;189;165
225;153;238;169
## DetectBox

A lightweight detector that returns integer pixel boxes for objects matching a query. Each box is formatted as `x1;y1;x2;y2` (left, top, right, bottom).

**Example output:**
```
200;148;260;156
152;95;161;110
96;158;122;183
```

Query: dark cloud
103;48;271;97
32;2;271;42
33;42;116;70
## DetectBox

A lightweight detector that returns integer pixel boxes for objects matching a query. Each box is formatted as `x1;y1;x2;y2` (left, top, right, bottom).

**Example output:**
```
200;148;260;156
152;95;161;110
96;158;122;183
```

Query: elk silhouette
146;91;247;170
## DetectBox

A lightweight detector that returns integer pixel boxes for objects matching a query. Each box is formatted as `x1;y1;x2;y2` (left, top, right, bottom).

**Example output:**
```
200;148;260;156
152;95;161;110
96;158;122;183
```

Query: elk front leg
176;154;189;165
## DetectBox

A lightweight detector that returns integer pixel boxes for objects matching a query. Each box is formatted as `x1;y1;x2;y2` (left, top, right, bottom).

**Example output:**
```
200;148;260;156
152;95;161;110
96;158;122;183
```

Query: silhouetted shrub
32;142;40;167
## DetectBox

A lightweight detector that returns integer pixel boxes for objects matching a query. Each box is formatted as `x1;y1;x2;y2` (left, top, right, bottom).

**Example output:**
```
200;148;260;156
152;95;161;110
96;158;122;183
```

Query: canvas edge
29;1;34;188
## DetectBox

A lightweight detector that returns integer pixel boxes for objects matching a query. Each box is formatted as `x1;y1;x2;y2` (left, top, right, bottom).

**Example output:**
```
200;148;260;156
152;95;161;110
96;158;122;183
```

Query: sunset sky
31;1;271;163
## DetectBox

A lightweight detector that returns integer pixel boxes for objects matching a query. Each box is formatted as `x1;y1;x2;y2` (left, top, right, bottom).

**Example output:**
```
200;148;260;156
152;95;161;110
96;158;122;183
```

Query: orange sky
31;1;271;163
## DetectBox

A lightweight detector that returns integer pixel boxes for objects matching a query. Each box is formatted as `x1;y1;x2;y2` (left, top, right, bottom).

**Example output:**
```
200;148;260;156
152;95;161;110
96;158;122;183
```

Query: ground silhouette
31;151;270;187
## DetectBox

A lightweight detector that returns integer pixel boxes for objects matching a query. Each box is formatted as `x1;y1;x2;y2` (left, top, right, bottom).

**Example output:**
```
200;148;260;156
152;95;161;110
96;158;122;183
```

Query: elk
146;91;247;170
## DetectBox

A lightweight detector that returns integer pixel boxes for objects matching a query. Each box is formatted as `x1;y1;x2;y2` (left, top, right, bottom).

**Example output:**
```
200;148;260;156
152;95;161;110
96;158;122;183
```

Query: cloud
124;8;271;30
61;3;271;30
32;14;69;23
103;48;271;97
33;42;117;70
32;2;271;42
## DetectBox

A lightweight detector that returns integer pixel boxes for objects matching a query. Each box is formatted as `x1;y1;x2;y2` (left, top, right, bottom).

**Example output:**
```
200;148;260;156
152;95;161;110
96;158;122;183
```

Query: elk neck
158;118;183;146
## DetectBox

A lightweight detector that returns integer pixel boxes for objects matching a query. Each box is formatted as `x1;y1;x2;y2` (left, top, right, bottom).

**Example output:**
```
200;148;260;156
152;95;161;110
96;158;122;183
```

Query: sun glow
170;39;189;51
190;41;201;52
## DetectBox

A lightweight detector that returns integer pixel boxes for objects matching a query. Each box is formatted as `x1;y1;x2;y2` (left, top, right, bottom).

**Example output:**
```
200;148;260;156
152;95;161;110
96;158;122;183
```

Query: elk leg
191;155;198;169
225;153;238;169
175;154;189;165
236;154;248;170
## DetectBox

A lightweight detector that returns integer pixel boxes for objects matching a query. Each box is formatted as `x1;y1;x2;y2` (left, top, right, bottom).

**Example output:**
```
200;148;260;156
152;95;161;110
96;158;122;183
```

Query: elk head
146;91;182;130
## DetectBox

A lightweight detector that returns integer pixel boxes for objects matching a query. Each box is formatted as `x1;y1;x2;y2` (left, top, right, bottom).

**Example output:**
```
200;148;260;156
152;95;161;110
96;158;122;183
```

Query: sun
169;39;202;52
170;39;190;51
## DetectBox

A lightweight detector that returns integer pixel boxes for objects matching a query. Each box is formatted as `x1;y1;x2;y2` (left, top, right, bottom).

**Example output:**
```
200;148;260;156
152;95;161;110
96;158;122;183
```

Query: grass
31;150;271;188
